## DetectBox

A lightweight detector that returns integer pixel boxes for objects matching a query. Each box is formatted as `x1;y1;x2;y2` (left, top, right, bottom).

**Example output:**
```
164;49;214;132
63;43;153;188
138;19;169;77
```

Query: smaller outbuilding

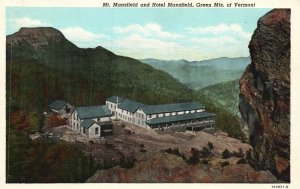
49;99;73;116
71;105;113;139
81;119;101;139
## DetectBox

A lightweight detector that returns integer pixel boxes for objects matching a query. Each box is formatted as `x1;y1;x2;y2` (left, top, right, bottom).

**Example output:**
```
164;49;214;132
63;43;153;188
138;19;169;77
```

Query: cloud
110;34;182;59
113;23;182;39
114;34;180;49
189;36;241;46
7;17;51;31
185;35;250;60
60;27;107;48
110;23;251;60
186;23;251;39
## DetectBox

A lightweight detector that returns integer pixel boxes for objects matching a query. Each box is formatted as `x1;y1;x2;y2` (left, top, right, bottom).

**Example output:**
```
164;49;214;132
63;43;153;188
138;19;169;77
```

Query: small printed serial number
272;185;289;188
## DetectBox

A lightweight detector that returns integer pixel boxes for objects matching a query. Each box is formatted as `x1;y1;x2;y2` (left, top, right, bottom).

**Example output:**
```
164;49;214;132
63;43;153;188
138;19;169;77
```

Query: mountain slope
140;57;250;89
6;27;194;112
198;79;240;115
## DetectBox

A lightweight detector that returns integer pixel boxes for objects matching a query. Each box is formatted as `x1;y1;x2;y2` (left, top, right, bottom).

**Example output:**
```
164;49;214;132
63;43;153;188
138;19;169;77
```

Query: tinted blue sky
6;7;272;60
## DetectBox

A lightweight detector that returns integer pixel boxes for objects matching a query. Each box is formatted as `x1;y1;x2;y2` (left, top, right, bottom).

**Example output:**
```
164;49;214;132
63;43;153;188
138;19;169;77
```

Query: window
95;127;99;134
149;115;152;119
83;128;86;134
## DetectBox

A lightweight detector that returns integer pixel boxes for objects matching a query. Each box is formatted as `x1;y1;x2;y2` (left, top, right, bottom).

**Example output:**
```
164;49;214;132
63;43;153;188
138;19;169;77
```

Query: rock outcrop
7;27;66;47
239;9;290;181
86;152;277;183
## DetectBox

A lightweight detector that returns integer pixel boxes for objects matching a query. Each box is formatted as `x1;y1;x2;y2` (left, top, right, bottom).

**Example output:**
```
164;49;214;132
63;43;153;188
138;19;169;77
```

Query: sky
6;7;271;61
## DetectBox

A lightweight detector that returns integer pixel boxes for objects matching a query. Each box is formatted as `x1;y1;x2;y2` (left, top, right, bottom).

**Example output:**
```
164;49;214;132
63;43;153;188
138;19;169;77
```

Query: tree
222;149;231;159
28;112;42;132
207;142;214;150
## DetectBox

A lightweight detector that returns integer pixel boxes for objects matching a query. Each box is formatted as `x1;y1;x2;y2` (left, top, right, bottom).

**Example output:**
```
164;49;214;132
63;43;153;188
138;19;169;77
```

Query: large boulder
239;9;290;181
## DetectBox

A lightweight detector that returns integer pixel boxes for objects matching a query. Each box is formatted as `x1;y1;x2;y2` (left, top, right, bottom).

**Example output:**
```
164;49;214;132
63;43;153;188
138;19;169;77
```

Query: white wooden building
106;96;216;132
71;105;113;139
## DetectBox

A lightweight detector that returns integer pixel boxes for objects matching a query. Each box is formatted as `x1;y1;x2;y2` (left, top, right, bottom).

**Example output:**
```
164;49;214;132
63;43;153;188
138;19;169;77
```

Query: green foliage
119;156;136;169
97;159;115;170
201;159;208;164
195;91;243;139
6;126;32;182
207;142;214;149
198;79;240;115
232;148;245;159
185;147;201;165
221;161;230;167
222;149;231;159
221;148;245;160
246;149;252;160
165;147;180;156
28;112;42;132
139;143;146;153
165;147;186;160
186;155;199;165
236;158;247;164
7;111;98;183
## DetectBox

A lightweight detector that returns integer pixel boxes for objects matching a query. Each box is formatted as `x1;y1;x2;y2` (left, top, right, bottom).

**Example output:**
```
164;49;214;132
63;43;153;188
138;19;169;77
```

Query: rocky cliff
7;27;67;48
239;9;290;181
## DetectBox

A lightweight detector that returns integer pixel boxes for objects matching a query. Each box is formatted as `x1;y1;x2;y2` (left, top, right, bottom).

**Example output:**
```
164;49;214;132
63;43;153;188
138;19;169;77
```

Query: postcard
1;0;299;188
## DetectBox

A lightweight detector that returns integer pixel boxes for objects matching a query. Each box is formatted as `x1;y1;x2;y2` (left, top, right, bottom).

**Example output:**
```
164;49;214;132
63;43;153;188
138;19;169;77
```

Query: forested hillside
198;79;240;115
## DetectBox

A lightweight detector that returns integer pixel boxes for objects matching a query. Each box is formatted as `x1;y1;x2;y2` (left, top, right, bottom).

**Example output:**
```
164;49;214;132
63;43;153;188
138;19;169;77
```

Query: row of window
148;110;201;119
116;112;147;126
151;119;214;127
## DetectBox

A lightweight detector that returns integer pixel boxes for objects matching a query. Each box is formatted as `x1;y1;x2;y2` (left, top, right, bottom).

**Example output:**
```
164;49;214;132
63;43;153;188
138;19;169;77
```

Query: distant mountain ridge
140;56;251;89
